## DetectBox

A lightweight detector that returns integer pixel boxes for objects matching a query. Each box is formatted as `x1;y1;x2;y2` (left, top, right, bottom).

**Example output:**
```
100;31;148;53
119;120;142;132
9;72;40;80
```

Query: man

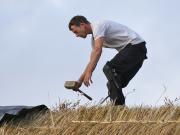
68;15;147;105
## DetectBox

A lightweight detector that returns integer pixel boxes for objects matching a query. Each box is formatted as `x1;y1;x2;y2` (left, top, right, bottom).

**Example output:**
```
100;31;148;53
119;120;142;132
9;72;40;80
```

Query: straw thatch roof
0;103;179;135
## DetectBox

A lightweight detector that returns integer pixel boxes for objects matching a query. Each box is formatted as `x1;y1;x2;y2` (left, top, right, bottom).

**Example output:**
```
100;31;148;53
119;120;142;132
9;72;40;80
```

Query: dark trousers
104;42;147;105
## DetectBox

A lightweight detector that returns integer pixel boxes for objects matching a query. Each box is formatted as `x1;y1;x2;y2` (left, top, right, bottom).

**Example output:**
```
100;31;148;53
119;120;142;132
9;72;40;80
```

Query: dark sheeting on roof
0;105;48;126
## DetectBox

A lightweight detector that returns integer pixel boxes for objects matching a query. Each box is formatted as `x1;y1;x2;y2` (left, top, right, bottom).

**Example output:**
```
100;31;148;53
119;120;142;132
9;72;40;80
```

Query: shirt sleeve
94;21;108;40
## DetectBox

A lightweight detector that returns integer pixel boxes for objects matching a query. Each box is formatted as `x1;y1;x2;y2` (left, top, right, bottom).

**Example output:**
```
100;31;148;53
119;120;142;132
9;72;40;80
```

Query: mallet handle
77;89;92;101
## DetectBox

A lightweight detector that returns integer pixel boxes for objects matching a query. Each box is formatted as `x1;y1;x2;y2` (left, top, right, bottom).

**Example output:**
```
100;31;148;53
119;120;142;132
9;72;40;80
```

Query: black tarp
0;105;48;126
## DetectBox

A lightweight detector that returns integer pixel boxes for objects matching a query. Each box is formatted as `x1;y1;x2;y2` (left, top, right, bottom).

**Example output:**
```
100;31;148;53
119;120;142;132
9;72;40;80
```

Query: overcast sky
0;0;180;107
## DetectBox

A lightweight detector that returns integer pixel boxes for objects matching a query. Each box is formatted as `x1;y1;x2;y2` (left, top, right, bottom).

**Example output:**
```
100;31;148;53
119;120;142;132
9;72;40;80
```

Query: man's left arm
83;37;104;87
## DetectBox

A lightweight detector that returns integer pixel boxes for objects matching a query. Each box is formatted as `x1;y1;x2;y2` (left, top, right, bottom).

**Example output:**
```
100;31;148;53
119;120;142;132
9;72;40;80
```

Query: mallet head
64;81;81;90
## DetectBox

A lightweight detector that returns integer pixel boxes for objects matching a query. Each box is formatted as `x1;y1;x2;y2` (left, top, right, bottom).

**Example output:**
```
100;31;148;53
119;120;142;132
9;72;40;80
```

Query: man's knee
103;62;121;89
103;61;111;72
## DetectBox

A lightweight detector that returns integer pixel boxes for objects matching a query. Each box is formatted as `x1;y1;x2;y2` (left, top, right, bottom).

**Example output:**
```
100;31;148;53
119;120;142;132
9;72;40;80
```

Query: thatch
0;103;179;135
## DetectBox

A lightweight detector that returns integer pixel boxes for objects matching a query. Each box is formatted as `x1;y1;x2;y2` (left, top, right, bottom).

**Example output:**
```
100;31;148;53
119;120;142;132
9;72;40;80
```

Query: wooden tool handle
77;89;92;101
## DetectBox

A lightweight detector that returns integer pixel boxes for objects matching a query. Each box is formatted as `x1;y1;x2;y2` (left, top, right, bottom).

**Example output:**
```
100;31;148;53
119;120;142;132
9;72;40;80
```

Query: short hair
68;15;90;30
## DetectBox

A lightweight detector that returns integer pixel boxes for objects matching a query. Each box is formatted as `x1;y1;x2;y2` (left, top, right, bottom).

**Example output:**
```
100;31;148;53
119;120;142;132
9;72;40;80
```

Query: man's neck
86;23;92;34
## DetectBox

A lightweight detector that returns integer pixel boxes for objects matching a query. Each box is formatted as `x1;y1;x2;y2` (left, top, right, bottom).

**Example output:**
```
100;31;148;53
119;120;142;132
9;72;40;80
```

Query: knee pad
107;81;117;101
103;62;120;89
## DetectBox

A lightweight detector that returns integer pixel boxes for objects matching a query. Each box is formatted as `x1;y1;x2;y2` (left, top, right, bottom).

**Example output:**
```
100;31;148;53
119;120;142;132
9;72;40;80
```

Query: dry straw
0;101;179;135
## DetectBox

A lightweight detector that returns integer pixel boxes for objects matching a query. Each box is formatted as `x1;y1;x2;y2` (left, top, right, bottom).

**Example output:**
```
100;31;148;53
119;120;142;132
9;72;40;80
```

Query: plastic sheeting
0;105;48;126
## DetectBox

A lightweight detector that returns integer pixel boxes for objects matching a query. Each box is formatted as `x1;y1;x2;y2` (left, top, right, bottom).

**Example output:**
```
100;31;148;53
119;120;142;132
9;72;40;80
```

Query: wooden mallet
64;81;92;101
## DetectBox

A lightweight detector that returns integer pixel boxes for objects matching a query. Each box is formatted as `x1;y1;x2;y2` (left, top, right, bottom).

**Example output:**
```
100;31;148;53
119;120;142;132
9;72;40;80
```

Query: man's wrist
77;79;83;84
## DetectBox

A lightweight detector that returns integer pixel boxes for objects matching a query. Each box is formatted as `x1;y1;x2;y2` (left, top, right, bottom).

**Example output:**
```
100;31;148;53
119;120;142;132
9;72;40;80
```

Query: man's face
70;23;87;38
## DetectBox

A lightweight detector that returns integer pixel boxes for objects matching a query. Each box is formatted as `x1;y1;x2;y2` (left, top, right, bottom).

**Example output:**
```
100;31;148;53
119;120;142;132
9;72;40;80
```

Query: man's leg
107;81;125;105
109;43;147;88
103;42;147;105
103;62;125;105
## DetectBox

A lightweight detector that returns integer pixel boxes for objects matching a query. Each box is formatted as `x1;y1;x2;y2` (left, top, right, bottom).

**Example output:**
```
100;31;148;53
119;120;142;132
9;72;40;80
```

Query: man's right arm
77;37;104;87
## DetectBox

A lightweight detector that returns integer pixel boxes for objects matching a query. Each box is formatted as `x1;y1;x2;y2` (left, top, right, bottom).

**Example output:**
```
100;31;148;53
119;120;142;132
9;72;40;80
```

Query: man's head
68;15;91;38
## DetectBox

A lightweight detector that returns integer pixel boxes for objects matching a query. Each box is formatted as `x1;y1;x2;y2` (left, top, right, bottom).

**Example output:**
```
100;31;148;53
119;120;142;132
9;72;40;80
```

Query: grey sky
0;0;180;107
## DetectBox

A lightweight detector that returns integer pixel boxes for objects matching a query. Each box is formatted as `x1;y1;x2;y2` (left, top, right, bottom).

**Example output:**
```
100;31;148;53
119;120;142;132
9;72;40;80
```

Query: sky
0;0;180;107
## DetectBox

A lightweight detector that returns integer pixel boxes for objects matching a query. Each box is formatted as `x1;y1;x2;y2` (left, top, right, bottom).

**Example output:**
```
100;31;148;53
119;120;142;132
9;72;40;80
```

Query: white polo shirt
91;20;144;51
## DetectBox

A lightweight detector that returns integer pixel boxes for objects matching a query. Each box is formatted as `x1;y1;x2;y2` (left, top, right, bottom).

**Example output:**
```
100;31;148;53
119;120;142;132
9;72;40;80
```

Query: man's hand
83;71;93;87
78;72;93;87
